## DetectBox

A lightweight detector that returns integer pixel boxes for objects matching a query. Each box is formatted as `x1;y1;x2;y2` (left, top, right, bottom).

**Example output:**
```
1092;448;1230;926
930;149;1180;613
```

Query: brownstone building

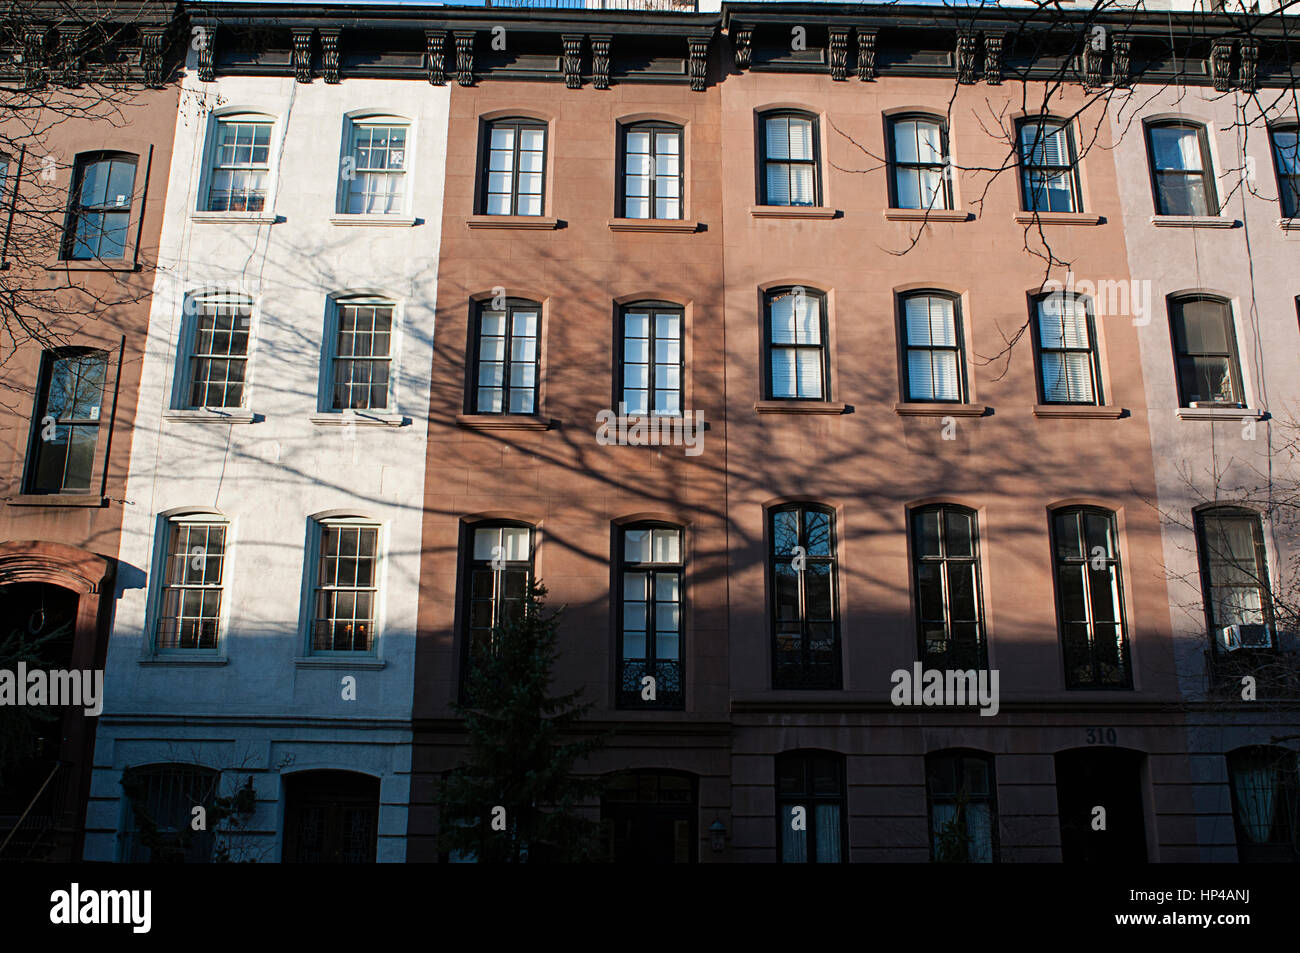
0;1;181;861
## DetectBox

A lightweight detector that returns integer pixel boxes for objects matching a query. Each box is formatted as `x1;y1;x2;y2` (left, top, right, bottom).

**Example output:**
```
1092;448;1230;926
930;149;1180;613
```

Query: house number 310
1086;727;1118;745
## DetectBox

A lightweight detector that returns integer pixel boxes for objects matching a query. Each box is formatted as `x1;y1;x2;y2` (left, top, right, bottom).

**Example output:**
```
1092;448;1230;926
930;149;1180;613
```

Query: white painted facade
83;51;449;862
1110;82;1300;860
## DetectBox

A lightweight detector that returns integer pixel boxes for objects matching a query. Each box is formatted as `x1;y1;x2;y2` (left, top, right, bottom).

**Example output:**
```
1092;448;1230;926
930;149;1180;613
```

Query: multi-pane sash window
1169;295;1243;407
188;296;252;409
156;518;227;651
1035;294;1100;404
344;120;408;214
618;525;683;709
761;113;818;206
1227;747;1300;863
1270;126;1300;218
1052;507;1131;689
766;288;827;400
207;118;272;212
312;522;380;652
622;304;682;416
464;524;532;679
912;505;986;670
63;153;136;260
623;123;682;220
474;299;539;414
776;751;845;863
332;300;393;411
890;115;950;210
902;293;963;402
483;120;545;216
26;349;107;494
1147;122;1217;216
1018;119;1080;213
770;505;840;689
1196;508;1270;641
927;751;997;863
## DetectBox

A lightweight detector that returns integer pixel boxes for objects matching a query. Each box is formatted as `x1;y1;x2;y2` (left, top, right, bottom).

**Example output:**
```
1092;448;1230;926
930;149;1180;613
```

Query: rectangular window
312;523;380;652
1228;748;1299;862
483;120;545;216
927;752;997;862
155;519;227;652
344;121;408;215
618;525;683;709
1019;120;1080;213
902;294;963;402
207;119;272;212
1053;507;1132;689
623;124;682;220
1197;509;1270;641
1147;123;1217;216
913;506;986;670
188;297;251;409
332;300;393;411
762;114;818;206
63;153;136;260
890;116;951;210
776;752;845;863
770;505;840;689
1035;294;1100;404
1169;296;1243;407
26;349;107;494
463;525;532;689
474;300;539;414
1270;126;1299;219
621;305;682;416
766;288;827;400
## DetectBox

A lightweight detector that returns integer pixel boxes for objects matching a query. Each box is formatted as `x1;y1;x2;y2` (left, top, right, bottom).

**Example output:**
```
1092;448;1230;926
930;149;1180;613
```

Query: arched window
481;117;546;215
205;115;273;212
1017;117;1081;213
1226;746;1299;863
764;286;828;401
62;151;137;260
912;504;986;669
120;764;219;863
471;298;540;414
1145;120;1217;216
154;512;229;653
1051;506;1131;689
1269;124;1299;218
620;121;683;220
775;750;845;863
769;504;840;689
887;113;951;210
759;110;819;206
340;116;409;215
926;749;998;862
308;516;382;654
617;523;683;709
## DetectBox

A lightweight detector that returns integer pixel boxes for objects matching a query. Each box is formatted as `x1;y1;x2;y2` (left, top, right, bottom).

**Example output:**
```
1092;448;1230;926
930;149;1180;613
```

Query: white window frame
301;516;386;657
199;112;278;215
318;294;400;415
172;291;257;410
336;115;413;218
147;511;233;657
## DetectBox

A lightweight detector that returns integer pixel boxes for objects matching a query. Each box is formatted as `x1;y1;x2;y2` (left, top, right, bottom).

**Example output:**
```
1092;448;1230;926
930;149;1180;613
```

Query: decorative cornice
426;29;446;85
983;31;1003;85
319;28;340;84
828;27;849;81
1110;35;1130;88
856;28;876;81
1082;41;1104;88
141;27;167;88
455;30;474;87
1238;38;1257;92
562;33;583;89
733;26;752;69
196;24;215;82
591;34;612;90
688;33;710;92
292;28;313;83
1210;36;1232;92
956;30;977;85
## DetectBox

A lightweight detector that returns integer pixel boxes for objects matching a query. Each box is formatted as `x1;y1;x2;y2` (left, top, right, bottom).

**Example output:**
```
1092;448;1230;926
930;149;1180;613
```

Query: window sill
754;400;848;415
466;215;560;230
456;413;552;431
329;214;418;227
164;408;258;424
191;211;280;225
44;258;139;272
309;411;407;428
884;208;971;222
294;656;385;669
749;205;838;220
1278;218;1300;232
139;655;229;667
1176;406;1264;421
1150;214;1237;228
894;401;987;417
1033;404;1125;418
1013;211;1103;226
608;218;701;233
5;493;106;507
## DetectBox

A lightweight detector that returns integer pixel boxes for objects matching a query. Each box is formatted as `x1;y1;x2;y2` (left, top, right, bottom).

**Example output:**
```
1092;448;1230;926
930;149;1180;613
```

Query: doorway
282;770;380;862
1055;747;1148;862
601;771;697;863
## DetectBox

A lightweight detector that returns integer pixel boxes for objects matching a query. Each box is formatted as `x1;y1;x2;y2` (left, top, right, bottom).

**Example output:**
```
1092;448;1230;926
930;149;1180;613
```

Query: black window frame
926;749;1000;863
61;151;137;261
1269;123;1300;219
768;503;841;690
618;301;685;417
1050;505;1133;690
480;117;548;217
763;286;830;401
887;112;953;211
911;504;988;671
459;520;535;698
469;297;542;416
1195;506;1273;654
758;110;821;207
1145;120;1219;216
618;121;684;221
775;750;846;863
1226;746;1300;863
616;522;685;710
1017;117;1082;213
23;346;109;495
899;290;967;403
1168;294;1245;408
1031;292;1103;405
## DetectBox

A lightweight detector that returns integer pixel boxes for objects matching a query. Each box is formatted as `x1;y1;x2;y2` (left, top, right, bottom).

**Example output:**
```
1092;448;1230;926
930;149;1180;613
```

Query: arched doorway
1055;747;1148;862
282;770;380;862
601;771;697;863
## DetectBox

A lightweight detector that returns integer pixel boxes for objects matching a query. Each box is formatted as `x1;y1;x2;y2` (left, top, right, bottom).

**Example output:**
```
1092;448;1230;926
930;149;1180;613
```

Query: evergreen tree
436;581;607;862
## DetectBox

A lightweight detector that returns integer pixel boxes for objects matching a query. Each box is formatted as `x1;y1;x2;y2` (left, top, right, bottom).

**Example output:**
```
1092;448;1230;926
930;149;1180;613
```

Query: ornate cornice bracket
455;31;475;87
687;33;710;92
1210;37;1233;92
1238;39;1257;93
1110;35;1131;88
591;34;611;90
856;28;876;81
292;28;313;83
829;27;849;81
23;27;47;89
983;32;1003;85
426;30;446;85
319;28;340;84
195;24;215;82
141;27;167;88
956;31;977;85
562;33;583;89
733;26;752;69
